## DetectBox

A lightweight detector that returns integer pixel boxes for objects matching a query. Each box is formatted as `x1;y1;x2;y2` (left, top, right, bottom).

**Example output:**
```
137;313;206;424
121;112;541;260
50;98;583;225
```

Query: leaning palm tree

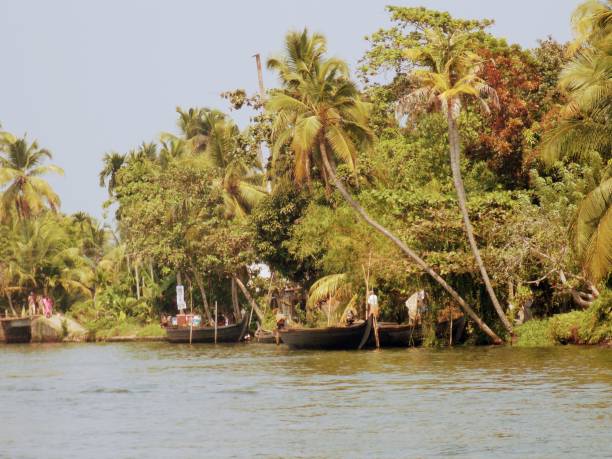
266;30;502;343
396;28;513;334
0;133;64;221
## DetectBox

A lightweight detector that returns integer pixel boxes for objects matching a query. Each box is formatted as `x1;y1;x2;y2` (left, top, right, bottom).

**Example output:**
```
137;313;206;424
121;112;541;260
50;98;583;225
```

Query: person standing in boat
367;289;379;318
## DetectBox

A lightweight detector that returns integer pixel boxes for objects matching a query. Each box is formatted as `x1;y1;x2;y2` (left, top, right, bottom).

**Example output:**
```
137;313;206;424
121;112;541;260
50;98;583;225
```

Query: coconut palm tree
542;0;611;286
571;177;612;284
395;27;513;334
0;133;64;221
266;30;502;343
99;152;126;194
4;216;92;299
203;116;267;220
177;106;226;153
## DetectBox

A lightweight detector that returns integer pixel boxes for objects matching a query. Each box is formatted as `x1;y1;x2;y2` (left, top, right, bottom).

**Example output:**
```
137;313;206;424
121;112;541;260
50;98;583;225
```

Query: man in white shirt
367;290;379;318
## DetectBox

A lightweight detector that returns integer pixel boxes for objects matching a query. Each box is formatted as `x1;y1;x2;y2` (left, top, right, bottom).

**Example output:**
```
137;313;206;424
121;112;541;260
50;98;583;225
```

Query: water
1;344;610;459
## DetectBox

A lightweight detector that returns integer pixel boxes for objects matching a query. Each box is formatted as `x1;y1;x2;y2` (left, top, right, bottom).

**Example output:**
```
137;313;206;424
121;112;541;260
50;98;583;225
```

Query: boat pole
214;301;218;344
189;285;193;345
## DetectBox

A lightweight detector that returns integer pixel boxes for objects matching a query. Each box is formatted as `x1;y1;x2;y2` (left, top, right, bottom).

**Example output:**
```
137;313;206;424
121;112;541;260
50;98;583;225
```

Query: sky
1;0;581;222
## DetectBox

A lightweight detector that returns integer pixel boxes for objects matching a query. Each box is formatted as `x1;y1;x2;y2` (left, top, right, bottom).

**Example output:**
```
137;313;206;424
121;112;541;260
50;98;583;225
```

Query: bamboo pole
189;293;193;345
214;301;218;344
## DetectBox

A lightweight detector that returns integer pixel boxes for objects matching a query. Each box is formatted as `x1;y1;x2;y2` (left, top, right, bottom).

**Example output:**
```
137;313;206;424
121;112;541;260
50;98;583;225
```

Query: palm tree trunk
318;140;502;344
193;271;213;324
6;292;17;316
231;277;241;320
233;276;265;323
135;263;141;300
446;112;512;334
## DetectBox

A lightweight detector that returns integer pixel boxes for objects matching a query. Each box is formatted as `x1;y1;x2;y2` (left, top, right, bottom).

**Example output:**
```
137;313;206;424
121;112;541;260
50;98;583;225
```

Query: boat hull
375;322;423;347
371;316;467;348
166;314;249;343
279;316;373;350
1;318;32;344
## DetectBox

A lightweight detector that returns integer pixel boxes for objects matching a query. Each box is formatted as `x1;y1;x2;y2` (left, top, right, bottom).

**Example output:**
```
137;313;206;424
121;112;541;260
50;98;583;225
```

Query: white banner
176;285;186;311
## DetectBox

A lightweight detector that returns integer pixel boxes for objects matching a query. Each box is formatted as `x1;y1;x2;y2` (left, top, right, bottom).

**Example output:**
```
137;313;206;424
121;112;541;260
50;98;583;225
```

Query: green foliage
514;319;556;347
515;289;612;346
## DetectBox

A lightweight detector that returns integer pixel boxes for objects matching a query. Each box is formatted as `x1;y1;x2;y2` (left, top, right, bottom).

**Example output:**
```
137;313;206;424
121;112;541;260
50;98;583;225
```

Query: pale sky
1;0;580;222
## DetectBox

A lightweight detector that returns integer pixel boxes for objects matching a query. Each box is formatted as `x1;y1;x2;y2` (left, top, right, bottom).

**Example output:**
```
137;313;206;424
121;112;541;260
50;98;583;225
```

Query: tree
541;0;611;286
203;116;267;220
394;26;513;334
99;152;126;194
266;29;502;343
0;133;64;221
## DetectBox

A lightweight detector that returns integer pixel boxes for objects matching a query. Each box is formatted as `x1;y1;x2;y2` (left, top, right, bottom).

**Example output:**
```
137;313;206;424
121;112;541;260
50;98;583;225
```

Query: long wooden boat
166;313;249;343
279;315;373;350
1;317;32;344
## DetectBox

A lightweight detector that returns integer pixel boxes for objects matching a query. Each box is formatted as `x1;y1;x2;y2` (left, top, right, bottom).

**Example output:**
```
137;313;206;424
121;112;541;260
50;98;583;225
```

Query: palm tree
396;28;513;334
4;216;92;299
177;106;226;153
99;152;126;194
571;177;612;284
542;0;611;286
203;116;267;220
0;133;64;221
266;30;502;343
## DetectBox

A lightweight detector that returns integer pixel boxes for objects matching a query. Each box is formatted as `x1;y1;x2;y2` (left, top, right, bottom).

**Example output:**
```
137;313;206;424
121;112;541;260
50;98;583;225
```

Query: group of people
27;292;54;318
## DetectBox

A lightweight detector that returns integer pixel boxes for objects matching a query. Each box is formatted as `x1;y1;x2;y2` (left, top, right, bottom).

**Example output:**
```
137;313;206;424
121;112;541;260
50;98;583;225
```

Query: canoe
279;315;373;350
166;313;249;343
1;317;32;344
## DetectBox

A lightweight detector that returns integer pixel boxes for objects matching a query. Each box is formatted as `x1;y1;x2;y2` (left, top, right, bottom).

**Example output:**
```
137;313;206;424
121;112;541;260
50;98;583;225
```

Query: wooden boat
1;317;32;344
370;315;467;348
279;315;373;350
166;313;249;343
375;322;423;347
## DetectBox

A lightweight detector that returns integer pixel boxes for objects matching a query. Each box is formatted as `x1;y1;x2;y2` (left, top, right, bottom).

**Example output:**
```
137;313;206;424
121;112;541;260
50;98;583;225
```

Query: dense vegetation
1;1;610;343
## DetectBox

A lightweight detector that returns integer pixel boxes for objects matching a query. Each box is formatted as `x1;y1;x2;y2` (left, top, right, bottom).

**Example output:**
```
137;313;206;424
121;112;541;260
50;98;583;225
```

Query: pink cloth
43;297;53;318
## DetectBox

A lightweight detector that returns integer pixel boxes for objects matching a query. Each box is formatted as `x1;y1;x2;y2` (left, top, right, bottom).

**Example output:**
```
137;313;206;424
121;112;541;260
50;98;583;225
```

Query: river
1;343;610;458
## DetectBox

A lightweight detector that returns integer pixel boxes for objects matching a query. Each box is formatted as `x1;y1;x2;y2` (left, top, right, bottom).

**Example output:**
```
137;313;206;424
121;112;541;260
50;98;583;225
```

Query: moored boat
166;313;249;343
1;317;32;344
375;322;423;347
279;315;373;350
371;315;467;348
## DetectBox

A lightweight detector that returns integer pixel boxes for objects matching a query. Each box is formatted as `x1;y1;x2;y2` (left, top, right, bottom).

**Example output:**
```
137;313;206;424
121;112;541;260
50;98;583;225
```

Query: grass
86;319;165;341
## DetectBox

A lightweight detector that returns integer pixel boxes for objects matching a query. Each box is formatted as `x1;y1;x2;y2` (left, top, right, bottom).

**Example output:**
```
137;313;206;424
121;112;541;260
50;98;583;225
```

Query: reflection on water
1;343;610;458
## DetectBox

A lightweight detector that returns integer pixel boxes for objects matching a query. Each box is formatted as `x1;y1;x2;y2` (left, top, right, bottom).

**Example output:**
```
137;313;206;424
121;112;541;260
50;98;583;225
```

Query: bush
514;319;555;346
515;289;611;346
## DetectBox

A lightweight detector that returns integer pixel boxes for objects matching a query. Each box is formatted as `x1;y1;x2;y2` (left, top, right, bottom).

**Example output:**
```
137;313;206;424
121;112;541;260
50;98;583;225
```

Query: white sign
176;285;186;311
